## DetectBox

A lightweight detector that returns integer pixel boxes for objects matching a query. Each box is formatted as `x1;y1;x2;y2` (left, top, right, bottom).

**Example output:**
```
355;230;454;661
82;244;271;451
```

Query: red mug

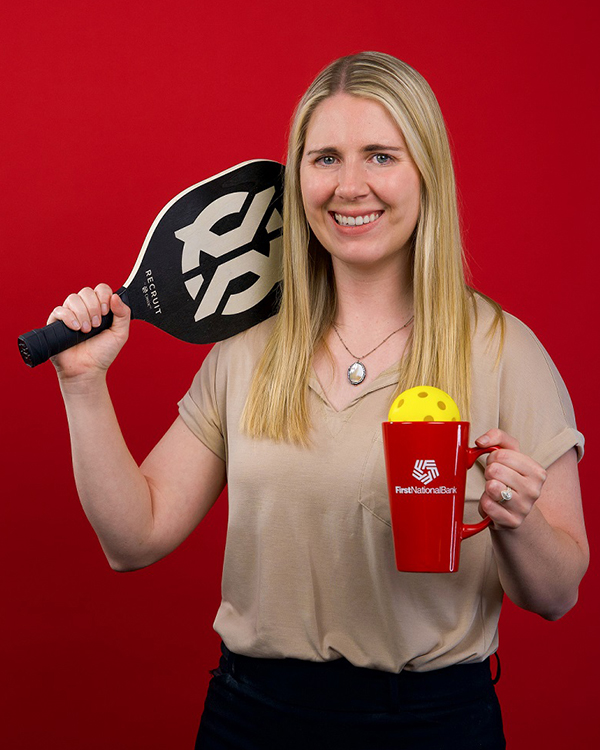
381;421;497;573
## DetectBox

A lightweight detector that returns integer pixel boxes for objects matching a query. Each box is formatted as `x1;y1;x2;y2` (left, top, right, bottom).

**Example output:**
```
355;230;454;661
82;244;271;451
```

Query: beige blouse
178;295;583;673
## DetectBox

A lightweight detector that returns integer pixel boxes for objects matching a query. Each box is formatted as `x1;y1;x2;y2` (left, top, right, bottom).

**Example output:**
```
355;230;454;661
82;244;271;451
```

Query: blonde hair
242;51;502;442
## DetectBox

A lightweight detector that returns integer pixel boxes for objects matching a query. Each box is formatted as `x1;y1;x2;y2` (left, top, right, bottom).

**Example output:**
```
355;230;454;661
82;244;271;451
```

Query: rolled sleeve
498;313;584;467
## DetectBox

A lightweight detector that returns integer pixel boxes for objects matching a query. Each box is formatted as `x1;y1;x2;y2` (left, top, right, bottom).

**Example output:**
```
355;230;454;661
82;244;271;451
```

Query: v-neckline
309;360;401;413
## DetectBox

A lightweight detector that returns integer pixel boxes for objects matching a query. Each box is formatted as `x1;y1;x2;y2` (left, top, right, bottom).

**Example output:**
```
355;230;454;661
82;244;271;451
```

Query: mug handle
461;446;499;539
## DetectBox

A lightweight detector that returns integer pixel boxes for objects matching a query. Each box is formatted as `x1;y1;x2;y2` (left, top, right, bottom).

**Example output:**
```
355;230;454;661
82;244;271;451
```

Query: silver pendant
347;361;366;385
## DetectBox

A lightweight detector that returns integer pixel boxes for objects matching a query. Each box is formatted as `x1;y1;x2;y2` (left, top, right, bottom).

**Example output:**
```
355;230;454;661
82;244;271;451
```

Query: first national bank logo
395;460;456;495
412;459;439;486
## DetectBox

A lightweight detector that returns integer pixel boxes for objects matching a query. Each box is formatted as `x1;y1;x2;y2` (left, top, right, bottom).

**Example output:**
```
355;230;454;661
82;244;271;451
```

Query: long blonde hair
242;51;502;443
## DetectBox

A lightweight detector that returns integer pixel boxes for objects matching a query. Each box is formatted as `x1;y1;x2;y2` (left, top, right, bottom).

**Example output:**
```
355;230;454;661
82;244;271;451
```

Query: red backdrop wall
2;1;599;747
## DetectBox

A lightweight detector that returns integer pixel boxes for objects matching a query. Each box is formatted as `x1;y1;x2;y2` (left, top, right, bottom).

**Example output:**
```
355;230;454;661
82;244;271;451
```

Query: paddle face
18;160;285;366
125;159;284;343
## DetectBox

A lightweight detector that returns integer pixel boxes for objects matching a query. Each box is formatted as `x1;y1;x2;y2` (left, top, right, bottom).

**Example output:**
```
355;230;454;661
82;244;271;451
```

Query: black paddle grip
18;288;129;368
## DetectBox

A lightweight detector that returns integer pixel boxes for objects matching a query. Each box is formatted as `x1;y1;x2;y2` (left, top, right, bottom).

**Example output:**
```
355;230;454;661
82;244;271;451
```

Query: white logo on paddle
412;460;439;486
176;187;283;321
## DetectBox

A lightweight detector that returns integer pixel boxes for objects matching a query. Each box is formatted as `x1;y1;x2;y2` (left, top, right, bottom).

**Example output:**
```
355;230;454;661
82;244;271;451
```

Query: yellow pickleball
388;386;461;422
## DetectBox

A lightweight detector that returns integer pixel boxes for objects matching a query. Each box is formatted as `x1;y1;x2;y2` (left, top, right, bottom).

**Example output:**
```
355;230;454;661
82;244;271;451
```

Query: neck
313;256;414;404
332;256;413;331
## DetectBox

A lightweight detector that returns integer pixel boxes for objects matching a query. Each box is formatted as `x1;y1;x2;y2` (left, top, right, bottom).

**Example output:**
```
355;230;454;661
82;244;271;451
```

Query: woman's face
299;93;421;274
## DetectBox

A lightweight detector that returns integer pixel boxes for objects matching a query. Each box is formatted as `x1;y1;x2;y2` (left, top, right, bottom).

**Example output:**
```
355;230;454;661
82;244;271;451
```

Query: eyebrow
305;144;405;156
363;144;404;152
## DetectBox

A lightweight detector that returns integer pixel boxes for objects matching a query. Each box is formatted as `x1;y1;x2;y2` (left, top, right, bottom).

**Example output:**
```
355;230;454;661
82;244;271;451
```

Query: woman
48;52;588;749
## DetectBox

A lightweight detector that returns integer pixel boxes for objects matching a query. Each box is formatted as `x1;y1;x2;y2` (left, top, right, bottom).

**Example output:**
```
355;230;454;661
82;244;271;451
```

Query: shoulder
193;316;276;399
209;315;276;370
471;291;551;363
471;292;566;381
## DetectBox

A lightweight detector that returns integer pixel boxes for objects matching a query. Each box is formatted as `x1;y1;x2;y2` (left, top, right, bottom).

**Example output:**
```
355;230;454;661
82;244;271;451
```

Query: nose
334;160;369;201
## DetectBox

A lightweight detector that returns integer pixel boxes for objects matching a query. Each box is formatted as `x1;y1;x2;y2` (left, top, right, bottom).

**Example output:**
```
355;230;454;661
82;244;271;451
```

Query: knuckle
486;450;498;465
487;479;502;495
484;497;498;513
487;464;502;481
48;306;64;323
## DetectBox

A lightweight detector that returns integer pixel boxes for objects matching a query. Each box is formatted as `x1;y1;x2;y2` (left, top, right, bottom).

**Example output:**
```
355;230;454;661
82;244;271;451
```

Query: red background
2;1;599;747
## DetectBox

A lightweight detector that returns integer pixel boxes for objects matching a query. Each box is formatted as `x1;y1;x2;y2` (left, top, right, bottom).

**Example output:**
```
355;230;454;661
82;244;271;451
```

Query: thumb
109;293;132;335
111;293;131;319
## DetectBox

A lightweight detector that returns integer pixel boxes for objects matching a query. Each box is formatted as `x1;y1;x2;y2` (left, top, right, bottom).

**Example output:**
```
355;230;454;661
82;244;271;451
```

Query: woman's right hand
47;283;131;382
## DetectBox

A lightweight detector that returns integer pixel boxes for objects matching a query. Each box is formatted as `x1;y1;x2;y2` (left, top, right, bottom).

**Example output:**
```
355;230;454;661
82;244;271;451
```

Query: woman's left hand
475;429;548;530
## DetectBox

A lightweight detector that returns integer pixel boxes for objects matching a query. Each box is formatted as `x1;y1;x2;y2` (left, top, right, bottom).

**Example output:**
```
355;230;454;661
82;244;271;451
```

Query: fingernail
101;304;109;315
478;436;490;445
81;321;91;333
92;315;100;327
72;319;80;330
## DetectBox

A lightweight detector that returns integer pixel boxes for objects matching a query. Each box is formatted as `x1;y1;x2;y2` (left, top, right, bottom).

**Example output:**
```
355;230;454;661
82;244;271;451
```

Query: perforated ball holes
387;386;461;422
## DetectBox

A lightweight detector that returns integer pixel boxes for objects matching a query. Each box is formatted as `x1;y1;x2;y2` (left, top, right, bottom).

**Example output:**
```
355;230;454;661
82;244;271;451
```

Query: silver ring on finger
499;486;513;503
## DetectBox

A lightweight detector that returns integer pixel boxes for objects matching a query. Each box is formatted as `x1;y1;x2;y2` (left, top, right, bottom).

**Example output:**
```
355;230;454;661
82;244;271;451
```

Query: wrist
57;368;109;398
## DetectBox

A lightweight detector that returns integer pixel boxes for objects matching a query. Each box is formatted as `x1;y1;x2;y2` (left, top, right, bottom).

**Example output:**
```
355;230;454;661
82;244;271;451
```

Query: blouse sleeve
177;343;227;461
496;312;584;467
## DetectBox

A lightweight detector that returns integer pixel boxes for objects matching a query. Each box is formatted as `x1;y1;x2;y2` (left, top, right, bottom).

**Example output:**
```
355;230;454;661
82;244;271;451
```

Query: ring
500;487;513;503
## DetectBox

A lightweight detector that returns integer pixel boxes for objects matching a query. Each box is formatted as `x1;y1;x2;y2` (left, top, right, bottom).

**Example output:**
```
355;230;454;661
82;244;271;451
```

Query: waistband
217;643;497;713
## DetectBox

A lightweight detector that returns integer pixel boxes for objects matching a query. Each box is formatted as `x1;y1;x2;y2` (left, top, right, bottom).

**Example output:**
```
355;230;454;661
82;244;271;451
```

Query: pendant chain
332;315;414;361
332;315;415;386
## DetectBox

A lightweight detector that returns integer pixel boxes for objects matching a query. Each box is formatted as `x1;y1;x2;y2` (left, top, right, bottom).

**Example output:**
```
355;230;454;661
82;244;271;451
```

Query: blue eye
316;155;337;165
373;153;392;165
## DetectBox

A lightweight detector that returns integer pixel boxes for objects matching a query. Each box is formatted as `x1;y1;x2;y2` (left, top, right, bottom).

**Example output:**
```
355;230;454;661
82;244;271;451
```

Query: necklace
332;315;414;386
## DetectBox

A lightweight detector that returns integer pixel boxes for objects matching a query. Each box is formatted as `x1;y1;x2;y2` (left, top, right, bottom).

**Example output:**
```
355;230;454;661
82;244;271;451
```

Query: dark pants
195;643;505;750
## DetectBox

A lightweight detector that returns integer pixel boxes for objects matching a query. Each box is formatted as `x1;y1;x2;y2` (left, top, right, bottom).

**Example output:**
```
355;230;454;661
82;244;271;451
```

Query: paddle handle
17;288;129;368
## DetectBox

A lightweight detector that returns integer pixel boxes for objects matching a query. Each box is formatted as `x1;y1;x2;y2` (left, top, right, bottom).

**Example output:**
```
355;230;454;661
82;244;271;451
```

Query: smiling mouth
332;211;383;227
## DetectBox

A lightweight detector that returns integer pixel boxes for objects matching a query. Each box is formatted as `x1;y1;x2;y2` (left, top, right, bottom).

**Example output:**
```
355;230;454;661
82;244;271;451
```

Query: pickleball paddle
18;159;285;367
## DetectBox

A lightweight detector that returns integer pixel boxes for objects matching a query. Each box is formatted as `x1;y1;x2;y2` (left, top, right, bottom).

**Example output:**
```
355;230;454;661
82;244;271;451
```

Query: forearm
491;505;589;620
60;375;155;569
